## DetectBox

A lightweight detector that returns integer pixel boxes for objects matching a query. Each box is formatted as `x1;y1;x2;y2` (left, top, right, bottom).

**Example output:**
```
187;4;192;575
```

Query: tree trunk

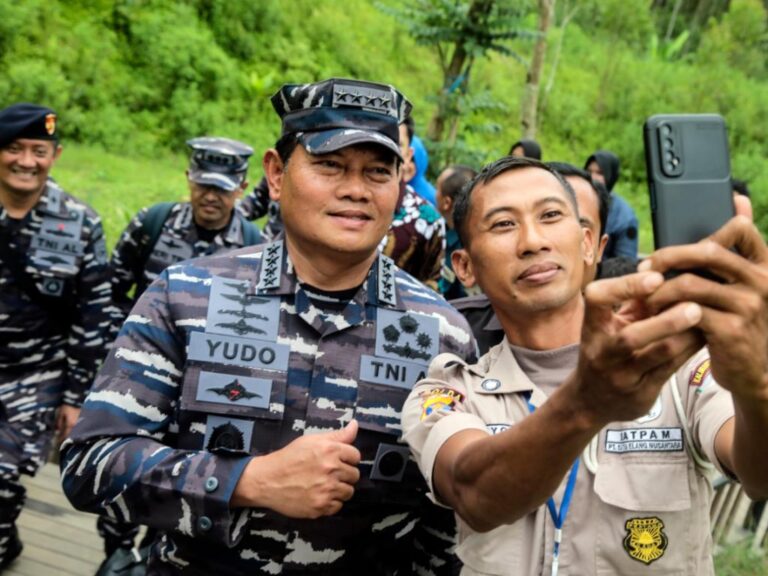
520;0;554;140
540;2;577;116
664;0;684;42
426;0;495;143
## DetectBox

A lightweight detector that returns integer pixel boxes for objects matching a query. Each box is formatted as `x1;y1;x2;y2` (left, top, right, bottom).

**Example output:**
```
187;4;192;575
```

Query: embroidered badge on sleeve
420;388;464;420
689;358;714;393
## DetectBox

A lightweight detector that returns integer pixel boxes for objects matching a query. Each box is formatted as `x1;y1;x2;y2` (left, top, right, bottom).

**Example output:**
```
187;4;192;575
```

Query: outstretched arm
419;272;702;532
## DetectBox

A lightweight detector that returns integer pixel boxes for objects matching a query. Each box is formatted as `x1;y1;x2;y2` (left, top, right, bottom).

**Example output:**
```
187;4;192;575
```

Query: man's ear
441;196;454;217
263;149;284;202
233;179;248;200
401;147;416;183
52;144;63;163
596;233;609;263
452;248;477;288
581;227;595;268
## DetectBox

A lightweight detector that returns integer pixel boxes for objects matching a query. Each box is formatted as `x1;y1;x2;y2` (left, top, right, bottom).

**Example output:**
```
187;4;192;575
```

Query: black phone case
644;114;734;250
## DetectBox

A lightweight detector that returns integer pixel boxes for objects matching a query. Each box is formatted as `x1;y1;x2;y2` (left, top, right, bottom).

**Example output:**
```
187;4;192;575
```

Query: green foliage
714;541;768;576
648;30;691;62
379;0;536;65
696;0;767;79
1;0;767;252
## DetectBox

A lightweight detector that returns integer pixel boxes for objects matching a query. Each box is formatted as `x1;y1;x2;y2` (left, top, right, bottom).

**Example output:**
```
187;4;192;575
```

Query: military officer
62;78;476;575
402;156;768;575
0;103;112;568
110;137;263;320
101;137;263;569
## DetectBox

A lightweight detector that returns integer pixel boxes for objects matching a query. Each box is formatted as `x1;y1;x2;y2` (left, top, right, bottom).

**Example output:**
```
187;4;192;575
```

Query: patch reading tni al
623;517;668;565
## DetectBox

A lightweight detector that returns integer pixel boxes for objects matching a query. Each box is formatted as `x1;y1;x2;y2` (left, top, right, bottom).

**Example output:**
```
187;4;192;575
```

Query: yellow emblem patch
689;358;711;387
623;516;668;565
45;113;57;136
420;388;463;420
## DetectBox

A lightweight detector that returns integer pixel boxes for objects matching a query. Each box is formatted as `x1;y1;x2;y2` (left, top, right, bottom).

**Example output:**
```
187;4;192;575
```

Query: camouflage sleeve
110;208;149;320
63;216;113;407
236;176;270;221
60;268;252;545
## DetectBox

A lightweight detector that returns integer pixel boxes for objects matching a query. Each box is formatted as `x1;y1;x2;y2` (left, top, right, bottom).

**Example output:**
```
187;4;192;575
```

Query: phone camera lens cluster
659;123;682;175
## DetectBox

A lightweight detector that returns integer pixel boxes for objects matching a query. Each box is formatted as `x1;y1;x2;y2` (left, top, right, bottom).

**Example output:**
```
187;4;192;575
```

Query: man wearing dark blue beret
0;103;113;567
62;79;476;574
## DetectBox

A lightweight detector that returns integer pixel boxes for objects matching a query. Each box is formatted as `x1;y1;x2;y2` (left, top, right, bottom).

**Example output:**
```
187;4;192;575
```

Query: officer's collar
251;240;406;311
468;338;544;404
37;181;74;219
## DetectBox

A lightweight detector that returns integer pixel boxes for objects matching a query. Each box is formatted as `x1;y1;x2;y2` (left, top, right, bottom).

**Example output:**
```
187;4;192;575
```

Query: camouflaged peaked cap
187;136;254;192
271;78;412;159
0;103;58;148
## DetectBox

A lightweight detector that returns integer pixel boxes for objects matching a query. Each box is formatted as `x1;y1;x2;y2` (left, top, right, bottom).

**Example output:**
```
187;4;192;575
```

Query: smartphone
644;113;734;250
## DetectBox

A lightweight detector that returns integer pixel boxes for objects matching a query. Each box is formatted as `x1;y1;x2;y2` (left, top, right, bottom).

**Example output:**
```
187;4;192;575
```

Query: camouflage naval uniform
111;201;263;319
379;182;445;293
62;239;476;575
0;180;111;556
237;176;284;241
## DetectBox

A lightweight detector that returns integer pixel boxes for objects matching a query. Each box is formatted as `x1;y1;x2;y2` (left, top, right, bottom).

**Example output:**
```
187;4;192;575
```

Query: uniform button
198;516;213;532
204;477;219;493
481;379;501;391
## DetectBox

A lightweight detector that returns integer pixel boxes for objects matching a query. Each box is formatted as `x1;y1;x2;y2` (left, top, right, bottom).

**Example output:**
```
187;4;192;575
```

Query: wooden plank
752;503;768;552
16;523;103;563
17;510;102;553
3;540;96;575
8;462;104;574
5;554;64;576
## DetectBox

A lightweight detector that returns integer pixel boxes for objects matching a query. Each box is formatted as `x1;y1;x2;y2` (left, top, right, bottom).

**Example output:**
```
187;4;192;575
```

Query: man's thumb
328;420;358;444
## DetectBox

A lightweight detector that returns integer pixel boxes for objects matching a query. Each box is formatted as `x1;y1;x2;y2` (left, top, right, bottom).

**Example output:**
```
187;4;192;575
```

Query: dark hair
275;133;299;164
440;165;477;201
453;156;578;247
400;116;415;146
597;256;638;280
732;178;750;198
547;161;611;237
508;139;542;160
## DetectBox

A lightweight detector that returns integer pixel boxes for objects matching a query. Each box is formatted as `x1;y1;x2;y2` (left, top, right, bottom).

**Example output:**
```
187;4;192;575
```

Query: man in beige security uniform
401;156;768;575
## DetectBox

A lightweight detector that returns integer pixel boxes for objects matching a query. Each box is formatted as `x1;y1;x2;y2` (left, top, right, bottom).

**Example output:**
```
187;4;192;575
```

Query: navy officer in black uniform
0;103;112;568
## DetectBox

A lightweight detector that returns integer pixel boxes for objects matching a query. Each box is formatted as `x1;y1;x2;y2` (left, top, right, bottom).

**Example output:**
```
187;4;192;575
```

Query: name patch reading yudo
188;331;289;371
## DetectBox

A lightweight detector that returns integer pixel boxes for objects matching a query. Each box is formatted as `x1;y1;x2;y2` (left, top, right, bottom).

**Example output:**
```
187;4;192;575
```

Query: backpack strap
240;218;263;246
139;202;177;263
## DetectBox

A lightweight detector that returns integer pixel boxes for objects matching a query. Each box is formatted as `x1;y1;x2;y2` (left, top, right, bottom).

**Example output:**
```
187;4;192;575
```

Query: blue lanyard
527;395;580;576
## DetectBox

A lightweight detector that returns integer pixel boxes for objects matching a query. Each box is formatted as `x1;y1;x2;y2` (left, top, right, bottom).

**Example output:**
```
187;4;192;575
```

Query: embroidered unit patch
623;516;668;565
420;388;463;420
689;359;711;387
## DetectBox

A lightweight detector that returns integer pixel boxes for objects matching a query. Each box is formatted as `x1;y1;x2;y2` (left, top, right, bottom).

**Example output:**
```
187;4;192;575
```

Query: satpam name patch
605;427;683;453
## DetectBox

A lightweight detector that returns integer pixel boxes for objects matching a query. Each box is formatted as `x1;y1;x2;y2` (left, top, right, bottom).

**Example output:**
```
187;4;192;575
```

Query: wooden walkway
7;463;102;575
2;464;765;575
